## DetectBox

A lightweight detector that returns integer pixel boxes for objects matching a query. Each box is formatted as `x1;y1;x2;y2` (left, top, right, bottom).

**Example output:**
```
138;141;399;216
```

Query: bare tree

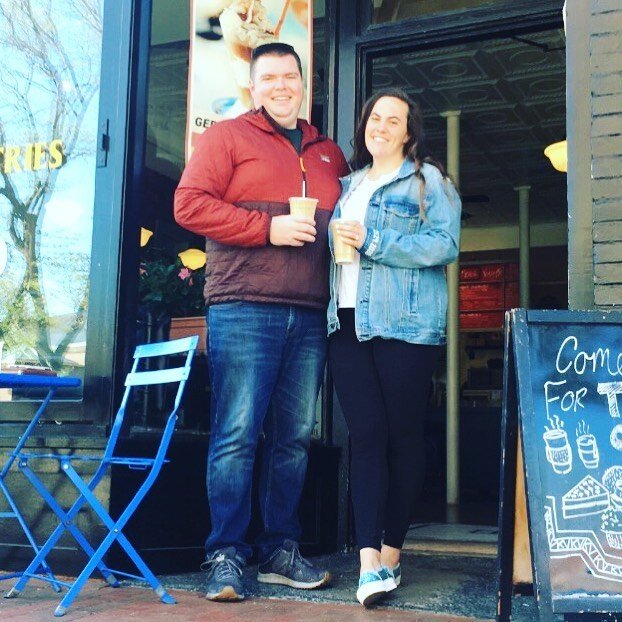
0;0;102;369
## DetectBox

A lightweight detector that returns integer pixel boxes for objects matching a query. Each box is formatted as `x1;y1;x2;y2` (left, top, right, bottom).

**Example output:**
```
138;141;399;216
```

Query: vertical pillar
441;110;461;513
513;185;533;584
566;0;593;310
515;185;531;308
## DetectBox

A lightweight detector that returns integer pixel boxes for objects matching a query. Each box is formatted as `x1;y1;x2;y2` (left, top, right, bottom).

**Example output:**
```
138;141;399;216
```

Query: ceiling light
544;140;567;173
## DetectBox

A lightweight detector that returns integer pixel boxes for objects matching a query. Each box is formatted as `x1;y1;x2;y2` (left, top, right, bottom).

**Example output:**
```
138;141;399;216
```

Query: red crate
480;263;504;282
505;281;520;308
459;262;520;327
505;263;519;281
460;262;519;284
459;311;505;330
460;266;481;281
459;283;504;311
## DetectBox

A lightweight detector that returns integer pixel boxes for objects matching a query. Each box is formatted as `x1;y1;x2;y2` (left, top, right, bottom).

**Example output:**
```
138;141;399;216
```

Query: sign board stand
498;309;622;622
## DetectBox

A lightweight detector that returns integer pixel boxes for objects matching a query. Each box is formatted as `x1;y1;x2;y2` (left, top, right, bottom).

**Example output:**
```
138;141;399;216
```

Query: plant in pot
138;253;206;345
136;240;207;427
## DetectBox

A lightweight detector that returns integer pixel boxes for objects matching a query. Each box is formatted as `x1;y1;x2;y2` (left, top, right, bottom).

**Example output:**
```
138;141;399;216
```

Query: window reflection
0;0;103;397
137;0;328;431
372;0;507;24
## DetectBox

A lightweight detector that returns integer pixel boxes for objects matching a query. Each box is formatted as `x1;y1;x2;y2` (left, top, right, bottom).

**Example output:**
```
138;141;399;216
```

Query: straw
299;157;306;197
274;0;291;38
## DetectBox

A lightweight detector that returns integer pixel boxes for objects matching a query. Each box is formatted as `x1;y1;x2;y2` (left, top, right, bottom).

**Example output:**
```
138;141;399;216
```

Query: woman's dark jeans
329;308;440;551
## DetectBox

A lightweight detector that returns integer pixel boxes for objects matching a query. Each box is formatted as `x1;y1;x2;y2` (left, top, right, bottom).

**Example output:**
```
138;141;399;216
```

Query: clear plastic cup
289;197;318;219
330;219;356;265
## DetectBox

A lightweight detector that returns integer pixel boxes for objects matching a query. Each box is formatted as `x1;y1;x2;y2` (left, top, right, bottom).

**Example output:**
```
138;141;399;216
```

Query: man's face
249;54;304;130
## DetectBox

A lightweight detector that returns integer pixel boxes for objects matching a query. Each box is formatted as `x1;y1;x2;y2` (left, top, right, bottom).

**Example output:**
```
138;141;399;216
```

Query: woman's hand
335;220;367;249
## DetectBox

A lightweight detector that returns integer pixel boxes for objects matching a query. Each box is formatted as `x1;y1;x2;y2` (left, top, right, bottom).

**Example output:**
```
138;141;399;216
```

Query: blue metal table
0;373;81;588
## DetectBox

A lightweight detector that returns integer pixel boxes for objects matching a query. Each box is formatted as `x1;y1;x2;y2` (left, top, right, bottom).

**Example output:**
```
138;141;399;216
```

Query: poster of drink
186;0;313;160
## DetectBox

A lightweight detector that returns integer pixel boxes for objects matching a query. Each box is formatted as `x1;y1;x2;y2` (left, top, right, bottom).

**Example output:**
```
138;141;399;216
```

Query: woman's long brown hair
350;88;448;220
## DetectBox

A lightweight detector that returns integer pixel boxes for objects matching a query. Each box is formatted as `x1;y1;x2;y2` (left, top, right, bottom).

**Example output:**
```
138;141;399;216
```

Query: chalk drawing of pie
562;475;610;520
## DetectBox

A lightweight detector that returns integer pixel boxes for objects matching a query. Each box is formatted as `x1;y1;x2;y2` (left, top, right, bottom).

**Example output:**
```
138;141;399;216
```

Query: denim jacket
327;159;461;345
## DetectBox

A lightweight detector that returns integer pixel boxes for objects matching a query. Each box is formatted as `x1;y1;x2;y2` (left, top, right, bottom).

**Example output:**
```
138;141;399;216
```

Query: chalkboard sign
498;309;622;621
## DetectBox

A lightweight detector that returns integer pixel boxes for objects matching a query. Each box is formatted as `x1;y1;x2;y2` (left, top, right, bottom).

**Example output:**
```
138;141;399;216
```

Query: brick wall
591;0;622;306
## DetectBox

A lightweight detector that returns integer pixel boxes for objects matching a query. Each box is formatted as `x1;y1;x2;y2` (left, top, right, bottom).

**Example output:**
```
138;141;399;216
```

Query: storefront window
0;1;104;397
372;0;509;24
137;0;329;434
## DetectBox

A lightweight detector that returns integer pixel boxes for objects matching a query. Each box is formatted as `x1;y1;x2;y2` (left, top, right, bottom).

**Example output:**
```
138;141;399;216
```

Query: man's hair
250;42;303;80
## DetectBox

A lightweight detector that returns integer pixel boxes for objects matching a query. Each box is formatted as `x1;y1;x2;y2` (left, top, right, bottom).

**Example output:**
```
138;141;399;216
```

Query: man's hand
269;215;317;246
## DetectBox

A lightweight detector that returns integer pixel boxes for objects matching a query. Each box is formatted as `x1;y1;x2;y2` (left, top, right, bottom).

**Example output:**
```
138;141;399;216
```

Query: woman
327;88;461;607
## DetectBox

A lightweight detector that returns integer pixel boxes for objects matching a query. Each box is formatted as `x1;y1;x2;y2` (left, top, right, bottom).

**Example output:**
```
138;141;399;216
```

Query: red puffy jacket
175;109;349;309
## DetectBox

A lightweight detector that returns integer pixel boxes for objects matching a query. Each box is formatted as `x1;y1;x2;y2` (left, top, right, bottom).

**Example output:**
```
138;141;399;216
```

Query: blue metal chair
4;336;198;617
0;373;81;592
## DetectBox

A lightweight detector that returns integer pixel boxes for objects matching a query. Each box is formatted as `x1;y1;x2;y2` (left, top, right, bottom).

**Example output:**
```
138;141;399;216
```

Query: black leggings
328;309;441;551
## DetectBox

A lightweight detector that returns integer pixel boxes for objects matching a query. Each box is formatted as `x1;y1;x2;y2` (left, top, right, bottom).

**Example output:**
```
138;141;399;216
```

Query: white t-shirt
338;166;402;308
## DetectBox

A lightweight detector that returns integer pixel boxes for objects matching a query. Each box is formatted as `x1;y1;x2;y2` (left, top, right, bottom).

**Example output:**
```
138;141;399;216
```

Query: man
174;43;348;602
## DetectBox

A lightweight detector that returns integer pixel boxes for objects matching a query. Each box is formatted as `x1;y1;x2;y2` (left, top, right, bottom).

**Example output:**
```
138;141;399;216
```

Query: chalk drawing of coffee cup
544;429;572;475
577;434;599;469
576;434;599;469
576;420;599;469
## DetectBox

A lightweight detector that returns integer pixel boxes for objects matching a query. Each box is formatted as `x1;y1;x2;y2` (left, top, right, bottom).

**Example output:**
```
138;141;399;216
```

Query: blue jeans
205;302;326;562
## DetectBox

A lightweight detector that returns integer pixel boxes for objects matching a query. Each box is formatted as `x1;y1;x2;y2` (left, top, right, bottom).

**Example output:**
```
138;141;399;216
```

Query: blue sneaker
201;547;245;601
257;539;331;589
379;565;398;591
357;570;388;607
383;563;401;587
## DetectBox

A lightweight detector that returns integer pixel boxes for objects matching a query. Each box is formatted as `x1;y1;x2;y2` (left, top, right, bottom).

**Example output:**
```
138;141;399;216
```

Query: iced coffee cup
289;197;318;219
330;219;357;265
219;1;276;109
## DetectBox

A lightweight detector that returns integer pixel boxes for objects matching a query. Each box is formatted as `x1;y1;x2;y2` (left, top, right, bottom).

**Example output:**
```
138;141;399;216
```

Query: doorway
338;2;567;549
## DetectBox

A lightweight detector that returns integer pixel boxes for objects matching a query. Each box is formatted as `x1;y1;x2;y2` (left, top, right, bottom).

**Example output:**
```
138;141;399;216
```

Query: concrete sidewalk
0;552;541;621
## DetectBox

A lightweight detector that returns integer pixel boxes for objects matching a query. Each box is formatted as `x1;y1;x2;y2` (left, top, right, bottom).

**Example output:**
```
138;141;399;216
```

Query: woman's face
364;96;410;162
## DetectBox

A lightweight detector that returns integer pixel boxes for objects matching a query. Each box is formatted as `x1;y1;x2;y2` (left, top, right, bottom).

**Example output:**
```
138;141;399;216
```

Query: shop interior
367;30;567;530
136;0;567;543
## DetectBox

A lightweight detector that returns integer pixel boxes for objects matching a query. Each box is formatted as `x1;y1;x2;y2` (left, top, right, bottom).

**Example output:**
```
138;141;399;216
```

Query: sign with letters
498;309;622;621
